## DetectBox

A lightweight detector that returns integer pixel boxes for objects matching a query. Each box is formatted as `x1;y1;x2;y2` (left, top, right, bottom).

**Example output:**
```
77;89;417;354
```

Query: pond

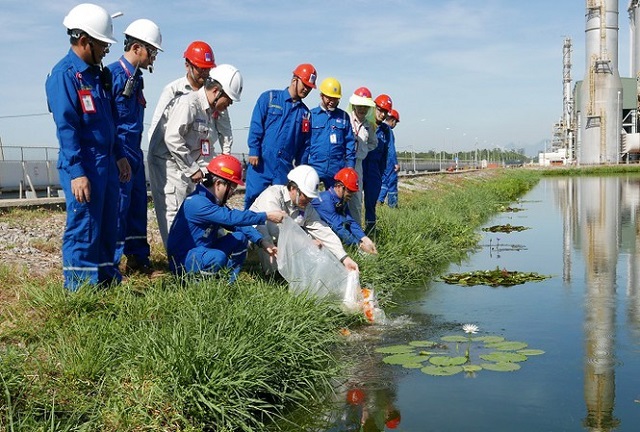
317;175;640;431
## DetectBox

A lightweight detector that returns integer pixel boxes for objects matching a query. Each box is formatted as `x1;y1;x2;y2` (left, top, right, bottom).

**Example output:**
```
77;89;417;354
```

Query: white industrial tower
577;0;623;164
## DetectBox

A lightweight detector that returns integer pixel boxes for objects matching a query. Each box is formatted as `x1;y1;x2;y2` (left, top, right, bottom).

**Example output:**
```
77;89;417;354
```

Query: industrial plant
543;0;640;165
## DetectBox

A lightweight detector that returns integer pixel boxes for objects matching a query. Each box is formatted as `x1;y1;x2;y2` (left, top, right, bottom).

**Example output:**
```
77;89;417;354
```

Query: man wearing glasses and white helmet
107;18;163;276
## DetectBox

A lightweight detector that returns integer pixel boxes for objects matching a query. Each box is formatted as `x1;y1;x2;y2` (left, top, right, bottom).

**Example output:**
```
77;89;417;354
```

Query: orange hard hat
293;63;317;88
374;94;393;112
334;167;359;192
184;41;215;69
206;154;245;186
388;109;400;122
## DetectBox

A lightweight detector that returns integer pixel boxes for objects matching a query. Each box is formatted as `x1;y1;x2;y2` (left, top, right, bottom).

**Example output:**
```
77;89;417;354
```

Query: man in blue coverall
311;167;378;255
362;94;393;235
378;108;400;208
46;3;131;291
168;154;285;282
108;18;163;275
305;77;356;189
243;63;317;209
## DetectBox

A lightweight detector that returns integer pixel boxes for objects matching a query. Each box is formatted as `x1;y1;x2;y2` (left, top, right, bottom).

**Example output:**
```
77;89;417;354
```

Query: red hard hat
334;167;359;192
353;86;372;98
293;63;317;88
184;41;215;69
206;154;245;186
346;388;365;406
389;109;400;122
374;94;393;112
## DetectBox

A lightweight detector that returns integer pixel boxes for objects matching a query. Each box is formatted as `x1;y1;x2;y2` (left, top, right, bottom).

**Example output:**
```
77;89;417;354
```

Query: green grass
0;169;541;431
539;164;640;176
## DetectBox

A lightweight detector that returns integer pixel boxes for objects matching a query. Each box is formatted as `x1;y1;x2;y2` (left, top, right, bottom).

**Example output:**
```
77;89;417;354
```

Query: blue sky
0;1;633;157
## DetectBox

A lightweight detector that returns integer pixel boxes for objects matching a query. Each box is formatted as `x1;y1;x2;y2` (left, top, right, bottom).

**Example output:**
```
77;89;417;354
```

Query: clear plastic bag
277;217;385;323
277;216;350;301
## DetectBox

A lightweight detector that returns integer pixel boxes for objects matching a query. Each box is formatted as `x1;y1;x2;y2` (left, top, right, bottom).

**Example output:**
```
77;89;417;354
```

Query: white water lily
462;324;479;334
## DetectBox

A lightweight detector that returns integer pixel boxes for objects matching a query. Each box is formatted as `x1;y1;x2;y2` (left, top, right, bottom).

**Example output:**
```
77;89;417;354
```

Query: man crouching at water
167;154;285;282
249;164;359;275
311;167;377;255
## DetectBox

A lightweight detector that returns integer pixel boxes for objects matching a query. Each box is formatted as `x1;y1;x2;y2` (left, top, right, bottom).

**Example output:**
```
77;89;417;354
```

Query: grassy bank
0;169;540;431
539;164;640;176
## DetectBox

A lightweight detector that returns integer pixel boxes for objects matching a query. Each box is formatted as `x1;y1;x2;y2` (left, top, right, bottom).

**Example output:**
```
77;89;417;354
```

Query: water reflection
555;176;640;430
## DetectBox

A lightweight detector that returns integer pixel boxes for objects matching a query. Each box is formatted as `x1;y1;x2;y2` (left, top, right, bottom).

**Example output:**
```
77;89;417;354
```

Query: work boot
125;255;164;279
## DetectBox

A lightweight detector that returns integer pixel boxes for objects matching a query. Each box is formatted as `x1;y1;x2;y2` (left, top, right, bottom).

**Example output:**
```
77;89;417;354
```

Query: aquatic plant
482;224;530;233
375;327;544;377
441;266;551;287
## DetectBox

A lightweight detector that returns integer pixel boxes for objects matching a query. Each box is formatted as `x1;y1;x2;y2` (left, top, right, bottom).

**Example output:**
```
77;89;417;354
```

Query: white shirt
250;185;349;261
350;112;378;161
148;76;233;154
148;87;212;178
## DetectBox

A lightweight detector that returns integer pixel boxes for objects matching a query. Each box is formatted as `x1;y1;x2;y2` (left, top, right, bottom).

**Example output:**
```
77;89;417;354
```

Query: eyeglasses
144;44;158;57
90;38;111;50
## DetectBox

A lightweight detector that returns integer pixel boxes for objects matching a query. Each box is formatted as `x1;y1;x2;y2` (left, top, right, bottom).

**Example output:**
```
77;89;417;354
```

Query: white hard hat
63;3;117;44
209;64;243;102
287;165;320;198
124;19;163;51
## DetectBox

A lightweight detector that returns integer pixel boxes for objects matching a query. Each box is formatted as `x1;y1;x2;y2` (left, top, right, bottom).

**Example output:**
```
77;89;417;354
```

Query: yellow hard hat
319;77;342;98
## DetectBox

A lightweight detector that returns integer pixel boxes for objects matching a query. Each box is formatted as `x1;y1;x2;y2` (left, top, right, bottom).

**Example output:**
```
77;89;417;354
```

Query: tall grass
0;169;540;430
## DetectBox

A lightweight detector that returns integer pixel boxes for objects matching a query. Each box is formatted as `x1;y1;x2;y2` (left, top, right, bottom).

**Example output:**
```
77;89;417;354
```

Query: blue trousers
59;159;121;291
378;171;398;208
174;231;249;283
244;161;290;209
115;159;151;266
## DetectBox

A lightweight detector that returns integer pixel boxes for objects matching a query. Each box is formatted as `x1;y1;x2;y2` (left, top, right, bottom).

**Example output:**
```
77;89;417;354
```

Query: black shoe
125;256;164;278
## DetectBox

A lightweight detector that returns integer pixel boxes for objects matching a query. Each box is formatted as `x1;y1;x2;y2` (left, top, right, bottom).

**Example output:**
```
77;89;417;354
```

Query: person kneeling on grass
310;167;377;255
167;154;285;282
249;164;359;275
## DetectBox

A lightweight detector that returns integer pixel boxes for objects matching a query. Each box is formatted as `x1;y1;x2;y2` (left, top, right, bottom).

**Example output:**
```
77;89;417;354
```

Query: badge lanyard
119;59;146;107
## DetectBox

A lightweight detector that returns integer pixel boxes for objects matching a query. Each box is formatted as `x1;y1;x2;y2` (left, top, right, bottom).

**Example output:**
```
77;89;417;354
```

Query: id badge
330;133;337;144
78;89;96;114
301;118;310;133
201;139;211;156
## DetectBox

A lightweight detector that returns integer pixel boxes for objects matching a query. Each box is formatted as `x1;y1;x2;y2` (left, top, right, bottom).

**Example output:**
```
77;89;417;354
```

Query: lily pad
421;365;463;376
480;352;528;363
382;353;426;365
462;365;483;372
429;356;468;367
375;345;415;354
409;340;439;347
402;363;424;369
481;362;521;372
518;349;545;356
486;341;528;351
441;335;468;343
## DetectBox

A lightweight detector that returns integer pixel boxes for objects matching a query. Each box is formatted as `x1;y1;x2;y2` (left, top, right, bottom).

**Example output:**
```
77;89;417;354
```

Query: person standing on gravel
45;3;131;291
107;18;163;276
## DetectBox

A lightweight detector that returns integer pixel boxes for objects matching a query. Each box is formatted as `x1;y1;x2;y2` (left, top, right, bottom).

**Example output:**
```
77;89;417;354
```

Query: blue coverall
362;122;391;232
305;106;356;189
244;88;311;209
378;127;398;207
107;56;151;267
46;49;124;290
168;184;267;282
310;188;367;246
